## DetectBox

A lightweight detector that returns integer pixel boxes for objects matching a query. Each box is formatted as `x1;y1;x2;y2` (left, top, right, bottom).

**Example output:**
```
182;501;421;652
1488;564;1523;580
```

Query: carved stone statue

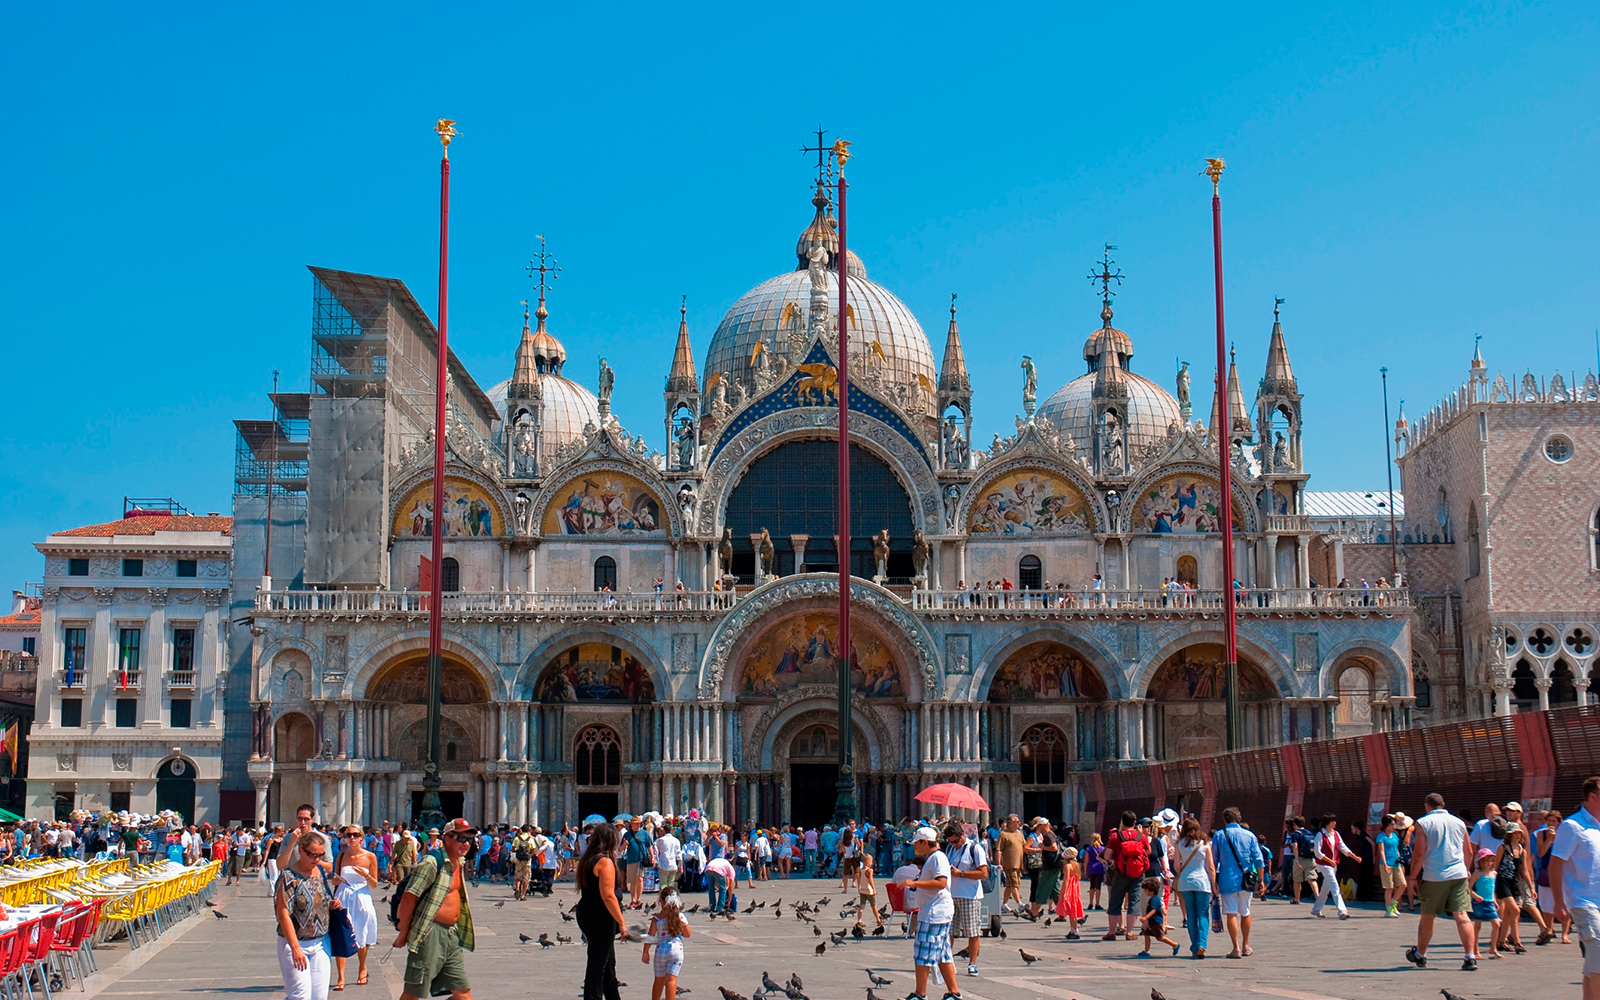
706;374;729;419
1273;431;1288;469
675;417;696;470
872;529;891;580
1021;355;1037;415
910;528;929;582
807;235;829;290
757;528;776;579
726;378;745;410
1100;411;1125;473
752;340;773;390
511;412;538;477
676;482;697;522
1176;360;1191;409
944;484;961;530
513;491;533;535
942;416;968;469
598;358;614;407
718;527;734;576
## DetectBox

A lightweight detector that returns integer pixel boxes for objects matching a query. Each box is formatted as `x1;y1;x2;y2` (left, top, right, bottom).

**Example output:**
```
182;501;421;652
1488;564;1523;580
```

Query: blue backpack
388;849;447;929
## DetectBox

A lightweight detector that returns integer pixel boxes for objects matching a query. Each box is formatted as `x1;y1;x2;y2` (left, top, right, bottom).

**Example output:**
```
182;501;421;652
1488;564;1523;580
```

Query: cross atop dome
1089;244;1124;306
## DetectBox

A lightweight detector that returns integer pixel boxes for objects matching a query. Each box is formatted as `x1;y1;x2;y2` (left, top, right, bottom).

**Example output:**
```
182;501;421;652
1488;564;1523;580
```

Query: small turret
937;294;972;471
664;297;701;473
1255;299;1303;474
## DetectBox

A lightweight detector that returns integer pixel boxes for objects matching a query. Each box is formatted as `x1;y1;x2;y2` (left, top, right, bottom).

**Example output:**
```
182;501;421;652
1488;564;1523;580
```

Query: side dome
1036;371;1181;459
703;269;936;394
486;374;601;448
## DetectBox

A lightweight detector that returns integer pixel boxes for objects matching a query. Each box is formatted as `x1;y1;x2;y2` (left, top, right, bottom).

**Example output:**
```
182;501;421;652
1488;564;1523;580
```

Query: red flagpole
1208;159;1241;752
421;120;456;829
834;142;857;824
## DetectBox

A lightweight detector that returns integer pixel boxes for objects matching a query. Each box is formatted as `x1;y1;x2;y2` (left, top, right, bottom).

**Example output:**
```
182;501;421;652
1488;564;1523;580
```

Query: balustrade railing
255;590;738;615
1266;513;1312;532
911;586;1409;612
168;670;196;689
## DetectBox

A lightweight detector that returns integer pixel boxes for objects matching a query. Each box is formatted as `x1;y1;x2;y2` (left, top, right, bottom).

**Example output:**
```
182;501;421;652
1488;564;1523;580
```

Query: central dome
1037;303;1182;459
702;185;936;393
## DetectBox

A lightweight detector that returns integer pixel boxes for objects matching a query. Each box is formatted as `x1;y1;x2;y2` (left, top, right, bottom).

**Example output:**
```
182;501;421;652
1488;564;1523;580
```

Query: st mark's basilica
236;171;1413;831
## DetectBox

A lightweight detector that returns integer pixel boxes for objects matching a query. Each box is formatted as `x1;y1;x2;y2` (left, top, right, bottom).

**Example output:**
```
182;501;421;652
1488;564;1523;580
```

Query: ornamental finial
436;119;460;157
1204;157;1226;192
832;138;852;171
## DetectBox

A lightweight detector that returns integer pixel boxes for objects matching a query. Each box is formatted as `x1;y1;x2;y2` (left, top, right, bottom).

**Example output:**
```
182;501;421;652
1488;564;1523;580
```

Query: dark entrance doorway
1023;790;1063;828
410;790;465;825
790;763;840;829
156;758;196;822
578;791;619;823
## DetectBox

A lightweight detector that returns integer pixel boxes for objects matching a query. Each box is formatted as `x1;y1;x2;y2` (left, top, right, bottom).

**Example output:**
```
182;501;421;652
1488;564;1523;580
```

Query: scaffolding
122;497;190;517
233;393;310;497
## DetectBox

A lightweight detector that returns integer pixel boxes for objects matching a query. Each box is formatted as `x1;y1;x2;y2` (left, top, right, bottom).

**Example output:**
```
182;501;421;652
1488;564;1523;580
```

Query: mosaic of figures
535;643;656;702
989;641;1107;701
737;612;903;699
394;477;503;538
968;469;1092;535
1130;474;1241;534
542;473;664;536
368;657;490;704
1147;644;1275;701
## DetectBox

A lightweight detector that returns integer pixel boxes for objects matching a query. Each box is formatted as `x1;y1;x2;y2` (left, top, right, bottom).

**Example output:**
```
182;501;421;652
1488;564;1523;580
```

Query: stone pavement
82;874;1585;1000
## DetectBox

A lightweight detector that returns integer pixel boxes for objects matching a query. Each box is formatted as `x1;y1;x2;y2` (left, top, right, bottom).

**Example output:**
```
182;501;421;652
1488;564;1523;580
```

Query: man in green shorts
394;817;476;1000
1405;792;1477;972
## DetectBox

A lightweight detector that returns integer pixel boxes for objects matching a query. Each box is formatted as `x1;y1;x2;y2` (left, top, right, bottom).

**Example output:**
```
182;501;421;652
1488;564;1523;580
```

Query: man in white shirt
943;820;989;978
654;826;683;892
1405;792;1477;971
1470;802;1505;855
904;827;960;1000
1550;775;1600;999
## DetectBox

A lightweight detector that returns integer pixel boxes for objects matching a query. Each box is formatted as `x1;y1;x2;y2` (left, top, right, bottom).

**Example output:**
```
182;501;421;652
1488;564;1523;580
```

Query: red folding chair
47;908;89;991
21;912;60;1000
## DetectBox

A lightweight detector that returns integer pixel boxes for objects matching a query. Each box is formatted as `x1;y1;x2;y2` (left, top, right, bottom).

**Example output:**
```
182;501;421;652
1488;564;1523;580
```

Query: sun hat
913;826;940;843
1156;808;1179;826
1475;848;1496;862
1504;801;1523;812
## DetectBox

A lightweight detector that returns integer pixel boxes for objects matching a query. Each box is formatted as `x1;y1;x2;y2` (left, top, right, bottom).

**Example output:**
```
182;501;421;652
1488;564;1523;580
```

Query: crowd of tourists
242;776;1600;1000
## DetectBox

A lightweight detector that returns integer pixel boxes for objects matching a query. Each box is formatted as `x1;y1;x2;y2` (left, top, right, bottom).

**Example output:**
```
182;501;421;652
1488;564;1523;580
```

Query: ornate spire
1261;297;1296;396
1093;315;1128;400
526;238;566;375
1226;346;1250;437
938;293;971;395
794;178;838;271
509;300;542;400
666;295;698;395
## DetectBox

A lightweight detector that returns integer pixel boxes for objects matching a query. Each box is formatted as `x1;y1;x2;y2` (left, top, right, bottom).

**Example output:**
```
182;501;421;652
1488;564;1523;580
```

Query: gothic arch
515;626;671;701
971;626;1124;701
255;636;319;699
530;457;682;539
1132;629;1294;699
955;456;1109;534
697;409;942;538
346;630;504;702
1317;637;1410;698
1121;462;1257;534
757;697;887;772
699;574;940;699
388;462;514;540
148;751;201;781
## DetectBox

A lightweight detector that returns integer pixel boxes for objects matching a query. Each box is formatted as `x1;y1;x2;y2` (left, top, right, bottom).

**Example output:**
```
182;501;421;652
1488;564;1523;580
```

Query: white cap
914;826;940;842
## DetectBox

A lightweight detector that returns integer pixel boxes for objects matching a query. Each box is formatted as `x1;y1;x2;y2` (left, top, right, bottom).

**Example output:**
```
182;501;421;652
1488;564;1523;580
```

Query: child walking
1138;877;1180;957
642;887;693;1000
1469;849;1502;959
855;851;884;929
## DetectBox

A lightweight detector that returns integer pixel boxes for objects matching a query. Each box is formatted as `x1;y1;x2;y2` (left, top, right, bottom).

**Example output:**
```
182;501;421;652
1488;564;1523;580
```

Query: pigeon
1151;991;1170;1000
866;969;892;987
813;925;822;936
829;931;846;946
772;898;782;907
518;933;533;943
815;942;826;956
899;921;908;935
877;905;892;919
783;984;808;1000
556;933;572;944
1439;992;1466;1000
687;904;702;913
954;947;970;959
212;911;228;919
678;990;692;995
867;990;884;1000
1043;917;1054;928
1019;948;1040;965
494;900;507;908
851;925;865;940
816;897;832;906
871;925;885;937
762;973;784;993
997;928;1007;940
538;934;555;948
560;910;575;922
787;974;803;991
203;900;216;908
724;912;737;922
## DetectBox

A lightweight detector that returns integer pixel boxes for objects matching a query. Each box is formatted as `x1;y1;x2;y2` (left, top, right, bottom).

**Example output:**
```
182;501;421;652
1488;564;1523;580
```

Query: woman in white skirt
332;827;379;990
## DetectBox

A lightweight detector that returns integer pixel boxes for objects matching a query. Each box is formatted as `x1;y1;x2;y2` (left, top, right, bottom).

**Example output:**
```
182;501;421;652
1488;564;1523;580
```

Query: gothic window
1466;505;1481;578
593;556;617;592
1592;506;1600;571
1511;658;1538;710
1413;676;1431;709
1435;487;1450;542
1551;660;1578;706
1018;555;1042;590
1018;724;1066;785
1336;665;1374;729
440;557;460;593
574;725;621;787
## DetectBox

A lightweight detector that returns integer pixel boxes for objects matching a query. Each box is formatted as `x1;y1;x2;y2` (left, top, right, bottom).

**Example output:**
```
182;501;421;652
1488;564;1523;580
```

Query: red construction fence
1087;705;1600;836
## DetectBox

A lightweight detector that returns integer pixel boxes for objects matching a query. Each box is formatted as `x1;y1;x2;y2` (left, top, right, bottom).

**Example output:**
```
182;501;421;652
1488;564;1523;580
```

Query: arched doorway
272;712;315;824
1017;723;1068;824
987;640;1111;822
1334;661;1377;736
574;725;622;821
156;758;197;821
789;723;842;830
366;653;490;823
1145;643;1279;756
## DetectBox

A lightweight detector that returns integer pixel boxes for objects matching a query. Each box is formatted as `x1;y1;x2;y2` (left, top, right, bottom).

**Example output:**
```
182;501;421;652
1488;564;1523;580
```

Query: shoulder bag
322;868;358;959
1220;830;1260;892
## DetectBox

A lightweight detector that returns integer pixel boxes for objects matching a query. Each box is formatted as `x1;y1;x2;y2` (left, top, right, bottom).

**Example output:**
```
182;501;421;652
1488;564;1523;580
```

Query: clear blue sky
3;3;1597;590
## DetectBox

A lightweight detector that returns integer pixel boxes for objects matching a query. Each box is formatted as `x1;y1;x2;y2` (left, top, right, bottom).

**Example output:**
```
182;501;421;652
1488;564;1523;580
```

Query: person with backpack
944;820;990;978
1102;811;1148;941
392;818;476;1000
1212;806;1263;958
1026;817;1064;920
511;825;538;901
1288;816;1318;904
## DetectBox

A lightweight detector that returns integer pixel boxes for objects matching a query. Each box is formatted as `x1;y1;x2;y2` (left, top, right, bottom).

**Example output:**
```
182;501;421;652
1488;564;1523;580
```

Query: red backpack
1109;827;1150;878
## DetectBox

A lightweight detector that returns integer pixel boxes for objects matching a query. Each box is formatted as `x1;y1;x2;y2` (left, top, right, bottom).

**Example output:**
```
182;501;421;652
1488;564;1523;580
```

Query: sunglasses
446;833;475;842
304;850;326;860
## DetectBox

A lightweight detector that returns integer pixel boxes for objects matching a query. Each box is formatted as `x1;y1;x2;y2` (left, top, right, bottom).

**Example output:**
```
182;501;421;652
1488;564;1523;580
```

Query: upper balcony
254;584;1407;621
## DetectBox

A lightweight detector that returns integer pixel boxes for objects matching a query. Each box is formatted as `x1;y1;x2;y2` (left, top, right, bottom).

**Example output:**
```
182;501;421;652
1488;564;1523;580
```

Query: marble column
352;776;366;825
253;778;270;826
1536;679;1551;711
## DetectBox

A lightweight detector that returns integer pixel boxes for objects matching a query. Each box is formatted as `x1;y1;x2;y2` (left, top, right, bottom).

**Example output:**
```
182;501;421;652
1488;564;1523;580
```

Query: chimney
10;591;24;616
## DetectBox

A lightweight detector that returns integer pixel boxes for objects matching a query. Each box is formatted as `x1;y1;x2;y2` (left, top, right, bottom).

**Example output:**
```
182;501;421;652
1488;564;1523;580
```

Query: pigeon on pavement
717;990;747;1000
865;969;892;987
1019;948;1040;965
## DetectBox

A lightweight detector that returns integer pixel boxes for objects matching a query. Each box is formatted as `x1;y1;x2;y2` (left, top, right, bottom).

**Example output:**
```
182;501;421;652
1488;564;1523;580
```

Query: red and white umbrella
913;782;991;812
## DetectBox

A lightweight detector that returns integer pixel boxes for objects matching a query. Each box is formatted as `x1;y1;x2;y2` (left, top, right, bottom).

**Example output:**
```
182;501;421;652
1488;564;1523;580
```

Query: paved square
93;876;1584;999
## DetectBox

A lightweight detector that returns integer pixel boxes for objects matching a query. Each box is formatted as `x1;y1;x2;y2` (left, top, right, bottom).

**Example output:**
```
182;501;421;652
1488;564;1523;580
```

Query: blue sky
2;3;1597;590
